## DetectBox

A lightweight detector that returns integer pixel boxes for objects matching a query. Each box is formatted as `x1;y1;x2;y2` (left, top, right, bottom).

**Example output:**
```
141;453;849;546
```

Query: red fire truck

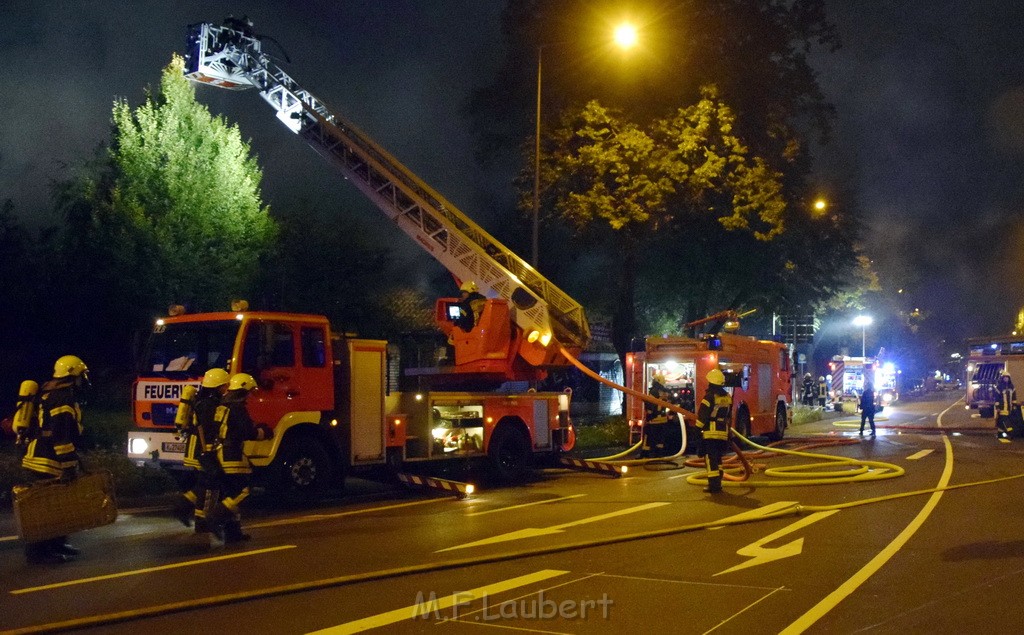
625;329;793;449
126;20;589;491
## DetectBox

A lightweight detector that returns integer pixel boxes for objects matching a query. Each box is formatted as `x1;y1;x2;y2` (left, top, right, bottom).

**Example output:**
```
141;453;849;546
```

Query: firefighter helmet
460;281;479;294
707;368;725;386
652;372;667;385
228;373;257;392
53;355;88;378
201;368;230;388
819;376;825;381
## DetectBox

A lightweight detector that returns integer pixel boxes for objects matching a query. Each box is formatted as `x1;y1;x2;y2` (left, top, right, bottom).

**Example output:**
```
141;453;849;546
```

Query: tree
469;0;862;361
541;90;787;356
55;55;276;366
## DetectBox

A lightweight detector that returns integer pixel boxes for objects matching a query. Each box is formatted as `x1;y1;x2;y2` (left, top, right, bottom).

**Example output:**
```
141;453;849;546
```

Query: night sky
2;1;1023;350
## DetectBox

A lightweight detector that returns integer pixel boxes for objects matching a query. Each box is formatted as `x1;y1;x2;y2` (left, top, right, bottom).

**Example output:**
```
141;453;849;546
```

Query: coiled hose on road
558;346;905;487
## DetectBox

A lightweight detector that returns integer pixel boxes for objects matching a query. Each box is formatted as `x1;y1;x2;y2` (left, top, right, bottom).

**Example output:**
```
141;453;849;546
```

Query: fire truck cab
625;332;793;450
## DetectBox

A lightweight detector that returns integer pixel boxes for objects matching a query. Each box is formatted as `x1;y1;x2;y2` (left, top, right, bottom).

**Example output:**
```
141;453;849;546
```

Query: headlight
129;437;149;455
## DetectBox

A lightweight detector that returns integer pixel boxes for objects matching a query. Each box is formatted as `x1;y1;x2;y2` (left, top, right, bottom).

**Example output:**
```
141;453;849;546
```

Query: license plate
161;442;186;454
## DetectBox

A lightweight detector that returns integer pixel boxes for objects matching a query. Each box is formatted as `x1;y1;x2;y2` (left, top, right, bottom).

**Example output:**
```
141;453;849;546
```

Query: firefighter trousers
703;438;728;493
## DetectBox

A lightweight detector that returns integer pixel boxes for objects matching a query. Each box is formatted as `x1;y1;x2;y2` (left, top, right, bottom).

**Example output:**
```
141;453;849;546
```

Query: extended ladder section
184;21;590;354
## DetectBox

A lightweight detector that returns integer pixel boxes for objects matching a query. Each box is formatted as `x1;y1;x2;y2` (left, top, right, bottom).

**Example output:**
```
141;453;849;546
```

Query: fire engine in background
828;353;899;412
127;19;590;491
966;335;1024;418
624;313;793;451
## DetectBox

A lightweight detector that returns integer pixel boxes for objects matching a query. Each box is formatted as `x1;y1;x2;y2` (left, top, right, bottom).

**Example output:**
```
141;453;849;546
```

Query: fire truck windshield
144;320;239;377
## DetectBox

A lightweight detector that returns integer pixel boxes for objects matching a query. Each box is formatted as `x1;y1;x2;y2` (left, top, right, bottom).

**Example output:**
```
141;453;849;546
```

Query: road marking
907;449;934;460
436;503;669;552
714;510;839;576
779;434;954;634
248;498;445;529
465;494;587;517
0;535;19;542
935;399;963;428
707;501;797;531
703;586;788;635
307;569;568;634
10;545;296;595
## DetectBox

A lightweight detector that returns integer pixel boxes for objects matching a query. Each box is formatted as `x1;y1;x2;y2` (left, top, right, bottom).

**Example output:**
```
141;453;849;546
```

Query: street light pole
533;44;544;268
852;315;873;358
532;23;637;270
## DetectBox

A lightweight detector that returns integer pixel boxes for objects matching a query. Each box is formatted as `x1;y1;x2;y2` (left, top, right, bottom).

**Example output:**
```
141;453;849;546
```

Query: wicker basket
13;471;118;542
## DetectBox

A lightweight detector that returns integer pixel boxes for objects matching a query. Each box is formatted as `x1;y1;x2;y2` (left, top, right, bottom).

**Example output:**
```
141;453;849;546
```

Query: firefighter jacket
183;387;223;472
457;291;486;331
645;381;670;424
998;380;1017;417
22;378;82;478
215;390;269;475
696;385;732;442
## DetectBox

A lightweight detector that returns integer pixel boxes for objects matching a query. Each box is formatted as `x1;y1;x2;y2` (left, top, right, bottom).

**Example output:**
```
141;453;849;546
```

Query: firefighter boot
223;520;251;544
173;495;195;528
704;475;723;494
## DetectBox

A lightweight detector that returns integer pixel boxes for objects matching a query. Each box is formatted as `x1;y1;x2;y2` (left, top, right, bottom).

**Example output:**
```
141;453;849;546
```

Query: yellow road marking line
779;434;953;634
248;498;445;529
442;572;603;625
0;535;19;542
10;545;296;595
906;450;933;460
307;569;568;634
466;494;587;517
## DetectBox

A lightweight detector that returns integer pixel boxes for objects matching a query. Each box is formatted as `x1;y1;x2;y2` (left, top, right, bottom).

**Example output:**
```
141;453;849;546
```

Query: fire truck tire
735;406;752;438
767;403;787;442
278;438;333;494
488;425;531;483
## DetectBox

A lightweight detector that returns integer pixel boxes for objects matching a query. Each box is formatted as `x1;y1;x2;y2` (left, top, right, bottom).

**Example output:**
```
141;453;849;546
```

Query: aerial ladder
183;19;589;380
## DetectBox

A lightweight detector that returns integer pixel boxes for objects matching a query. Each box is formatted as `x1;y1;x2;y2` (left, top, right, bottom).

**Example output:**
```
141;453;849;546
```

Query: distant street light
852;315;873;358
532;22;638;268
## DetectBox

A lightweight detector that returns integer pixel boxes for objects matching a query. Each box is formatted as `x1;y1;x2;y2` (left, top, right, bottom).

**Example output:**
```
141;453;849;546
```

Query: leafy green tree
541;91;786;356
109;55;276;310
54;55;275;367
468;0;862;357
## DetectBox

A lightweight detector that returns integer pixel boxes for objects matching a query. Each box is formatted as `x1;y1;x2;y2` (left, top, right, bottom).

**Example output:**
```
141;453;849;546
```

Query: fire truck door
240;320;306;426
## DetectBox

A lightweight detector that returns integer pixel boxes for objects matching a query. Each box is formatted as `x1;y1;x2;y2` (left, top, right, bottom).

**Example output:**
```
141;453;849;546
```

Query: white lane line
779;434;954;634
906;450;934;460
11;545;296;595
248;498;445;529
306;569;569;634
437;503;669;552
466;494;587;517
703;586;788;635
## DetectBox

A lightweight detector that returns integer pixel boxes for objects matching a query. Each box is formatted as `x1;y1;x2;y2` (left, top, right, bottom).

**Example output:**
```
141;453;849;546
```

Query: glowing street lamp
852;315;873;358
532;22;638;267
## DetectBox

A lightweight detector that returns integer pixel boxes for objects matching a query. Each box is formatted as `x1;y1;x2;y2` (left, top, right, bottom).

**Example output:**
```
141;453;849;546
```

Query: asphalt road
4;393;1024;634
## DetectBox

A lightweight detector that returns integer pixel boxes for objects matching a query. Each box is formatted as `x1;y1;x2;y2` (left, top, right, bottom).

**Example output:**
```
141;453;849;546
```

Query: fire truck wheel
735;406;752;438
278;438;333;494
488;425;531;483
767;404;787;442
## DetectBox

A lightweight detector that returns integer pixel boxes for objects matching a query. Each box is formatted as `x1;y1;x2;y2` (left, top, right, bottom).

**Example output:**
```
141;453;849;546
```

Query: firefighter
859;381;876;436
16;355;90;563
817;376;828;408
996;371;1016;443
210;373;272;543
173;368;230;531
456;281;486;332
802;373;815;406
695;368;733;494
642;373;670;458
